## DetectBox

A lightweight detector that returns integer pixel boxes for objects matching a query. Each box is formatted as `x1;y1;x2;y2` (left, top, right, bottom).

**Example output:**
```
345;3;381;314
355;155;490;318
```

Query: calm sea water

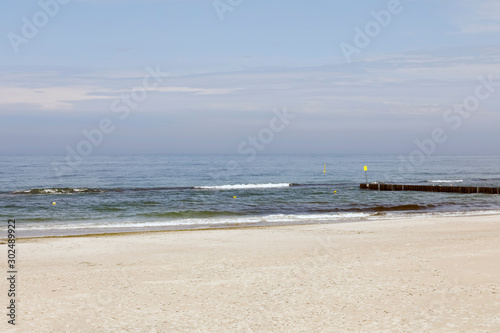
1;155;499;237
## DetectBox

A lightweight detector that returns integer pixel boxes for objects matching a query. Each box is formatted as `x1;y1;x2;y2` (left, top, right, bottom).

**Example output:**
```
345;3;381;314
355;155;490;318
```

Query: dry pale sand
2;215;499;332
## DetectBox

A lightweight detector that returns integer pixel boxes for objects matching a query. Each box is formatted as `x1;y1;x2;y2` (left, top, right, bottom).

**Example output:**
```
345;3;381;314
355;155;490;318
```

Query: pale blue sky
1;0;499;154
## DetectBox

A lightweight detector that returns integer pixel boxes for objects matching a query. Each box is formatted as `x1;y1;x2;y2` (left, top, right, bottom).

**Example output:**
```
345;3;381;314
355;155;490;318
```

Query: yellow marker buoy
323;164;326;173
233;196;236;199
52;202;56;205
334;191;337;194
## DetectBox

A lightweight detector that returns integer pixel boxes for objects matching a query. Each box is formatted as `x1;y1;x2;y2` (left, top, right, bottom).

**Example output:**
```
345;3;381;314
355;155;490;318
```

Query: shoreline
4;214;499;331
9;209;500;240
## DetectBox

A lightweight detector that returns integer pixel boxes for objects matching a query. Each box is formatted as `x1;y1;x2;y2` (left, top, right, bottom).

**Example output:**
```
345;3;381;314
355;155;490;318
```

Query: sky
1;0;499;155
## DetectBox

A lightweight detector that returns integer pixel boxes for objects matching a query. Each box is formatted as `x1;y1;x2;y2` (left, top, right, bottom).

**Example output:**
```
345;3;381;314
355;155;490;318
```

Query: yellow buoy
233;196;236;199
334;191;337;194
323;164;326;173
52;202;56;205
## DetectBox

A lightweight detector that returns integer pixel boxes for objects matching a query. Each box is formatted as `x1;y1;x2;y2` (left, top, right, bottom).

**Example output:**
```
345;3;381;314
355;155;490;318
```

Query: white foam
261;212;370;223
195;183;292;190
370;209;500;221
427;180;464;183
17;210;500;234
17;212;372;232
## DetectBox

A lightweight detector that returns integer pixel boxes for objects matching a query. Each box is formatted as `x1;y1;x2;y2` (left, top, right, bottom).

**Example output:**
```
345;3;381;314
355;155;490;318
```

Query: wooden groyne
360;183;500;194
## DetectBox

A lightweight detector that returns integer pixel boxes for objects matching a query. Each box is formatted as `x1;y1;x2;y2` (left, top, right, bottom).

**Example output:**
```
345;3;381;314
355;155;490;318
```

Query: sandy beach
3;215;499;332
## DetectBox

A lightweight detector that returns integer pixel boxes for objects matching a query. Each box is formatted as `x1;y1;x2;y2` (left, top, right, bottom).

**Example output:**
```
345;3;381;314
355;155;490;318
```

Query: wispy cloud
0;81;244;110
456;0;500;33
153;87;244;95
0;86;110;110
2;45;498;116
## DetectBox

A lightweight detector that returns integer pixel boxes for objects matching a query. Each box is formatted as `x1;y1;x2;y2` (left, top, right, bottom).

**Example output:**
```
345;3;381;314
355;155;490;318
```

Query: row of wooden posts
360;183;500;194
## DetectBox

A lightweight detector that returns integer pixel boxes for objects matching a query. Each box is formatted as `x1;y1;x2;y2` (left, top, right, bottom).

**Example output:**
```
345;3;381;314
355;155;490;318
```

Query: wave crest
427;180;463;183
12;188;104;195
195;183;292;190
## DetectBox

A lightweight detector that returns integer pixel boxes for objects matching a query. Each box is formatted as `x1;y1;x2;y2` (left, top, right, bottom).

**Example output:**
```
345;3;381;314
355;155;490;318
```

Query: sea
1;154;499;237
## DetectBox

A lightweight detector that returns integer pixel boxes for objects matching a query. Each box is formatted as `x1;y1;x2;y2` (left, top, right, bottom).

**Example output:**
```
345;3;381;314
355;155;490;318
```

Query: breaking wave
194;183;292;190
